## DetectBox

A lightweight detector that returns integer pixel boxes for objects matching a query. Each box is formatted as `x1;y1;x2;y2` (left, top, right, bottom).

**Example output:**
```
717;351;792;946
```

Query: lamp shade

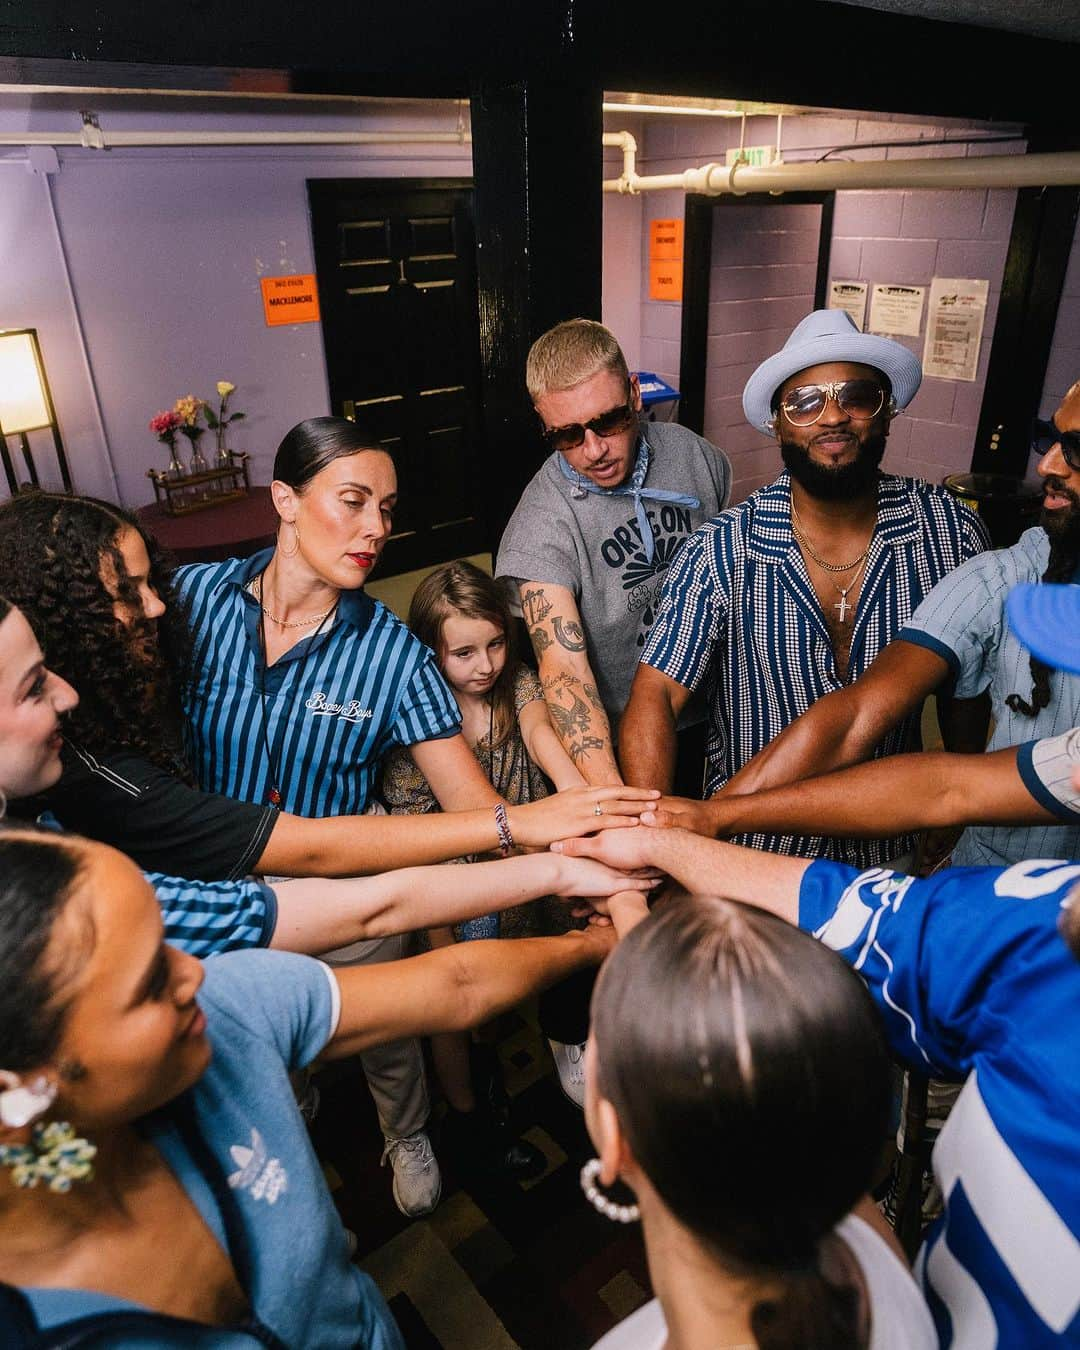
0;330;51;435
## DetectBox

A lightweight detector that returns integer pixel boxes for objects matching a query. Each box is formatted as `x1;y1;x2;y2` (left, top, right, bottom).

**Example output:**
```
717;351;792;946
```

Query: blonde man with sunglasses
621;308;990;868
495;318;730;1103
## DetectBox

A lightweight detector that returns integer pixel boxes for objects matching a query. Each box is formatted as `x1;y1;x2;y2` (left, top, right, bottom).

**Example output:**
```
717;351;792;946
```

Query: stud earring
580;1157;640;1224
278;522;301;558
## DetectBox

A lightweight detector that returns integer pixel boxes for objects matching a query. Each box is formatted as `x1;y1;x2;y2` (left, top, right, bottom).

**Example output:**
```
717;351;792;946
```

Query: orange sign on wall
260;274;321;327
648;219;683;301
649;218;683;260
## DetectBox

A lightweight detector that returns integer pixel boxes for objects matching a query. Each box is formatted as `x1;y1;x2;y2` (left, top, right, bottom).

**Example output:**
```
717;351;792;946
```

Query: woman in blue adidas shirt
0;827;616;1347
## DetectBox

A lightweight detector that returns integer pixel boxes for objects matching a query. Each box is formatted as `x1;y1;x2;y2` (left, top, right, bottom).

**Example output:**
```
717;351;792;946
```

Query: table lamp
0;328;73;495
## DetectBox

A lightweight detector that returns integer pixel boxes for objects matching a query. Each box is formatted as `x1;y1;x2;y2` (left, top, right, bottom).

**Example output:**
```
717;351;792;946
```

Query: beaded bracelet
494;802;514;856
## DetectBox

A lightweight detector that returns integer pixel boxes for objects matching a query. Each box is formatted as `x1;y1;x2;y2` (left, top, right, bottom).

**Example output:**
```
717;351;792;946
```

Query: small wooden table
136;486;279;565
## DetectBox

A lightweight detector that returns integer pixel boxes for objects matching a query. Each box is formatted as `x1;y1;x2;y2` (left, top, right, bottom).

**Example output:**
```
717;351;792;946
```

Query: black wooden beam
470;79;603;551
4;1;1080;128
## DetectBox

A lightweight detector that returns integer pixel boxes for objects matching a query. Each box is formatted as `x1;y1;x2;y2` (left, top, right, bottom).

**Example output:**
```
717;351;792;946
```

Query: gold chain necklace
249;576;336;629
790;502;872;574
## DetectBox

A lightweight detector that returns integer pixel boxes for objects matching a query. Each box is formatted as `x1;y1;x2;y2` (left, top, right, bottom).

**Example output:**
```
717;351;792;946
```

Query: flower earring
0;1122;97;1192
580;1157;640;1224
278;522;301;558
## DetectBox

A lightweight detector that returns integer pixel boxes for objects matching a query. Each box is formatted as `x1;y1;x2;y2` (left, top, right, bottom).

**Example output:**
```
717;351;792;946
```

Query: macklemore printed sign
260;274;321;327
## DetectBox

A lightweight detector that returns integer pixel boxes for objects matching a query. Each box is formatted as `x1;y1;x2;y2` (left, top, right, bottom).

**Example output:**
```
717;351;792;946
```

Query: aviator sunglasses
1031;417;1080;471
540;389;638;455
778;378;887;428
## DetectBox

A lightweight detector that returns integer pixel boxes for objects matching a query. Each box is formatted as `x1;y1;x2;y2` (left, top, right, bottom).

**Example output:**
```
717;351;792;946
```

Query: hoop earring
278;522;301;558
580;1157;639;1224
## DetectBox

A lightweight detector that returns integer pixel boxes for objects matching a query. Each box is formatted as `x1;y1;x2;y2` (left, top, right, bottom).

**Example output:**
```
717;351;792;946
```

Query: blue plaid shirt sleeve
148;872;277;956
640;526;727;692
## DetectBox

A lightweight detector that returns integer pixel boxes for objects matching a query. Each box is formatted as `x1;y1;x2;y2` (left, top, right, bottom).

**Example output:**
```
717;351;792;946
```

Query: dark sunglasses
778;378;886;428
1031;417;1080;470
540;395;637;455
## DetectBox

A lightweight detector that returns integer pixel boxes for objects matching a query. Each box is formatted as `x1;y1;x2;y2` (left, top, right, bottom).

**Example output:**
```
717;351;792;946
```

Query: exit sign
725;146;779;168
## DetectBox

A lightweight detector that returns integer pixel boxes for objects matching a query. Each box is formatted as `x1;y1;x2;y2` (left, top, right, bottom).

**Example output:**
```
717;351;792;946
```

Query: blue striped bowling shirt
177;548;461;817
148;870;277;955
641;472;988;864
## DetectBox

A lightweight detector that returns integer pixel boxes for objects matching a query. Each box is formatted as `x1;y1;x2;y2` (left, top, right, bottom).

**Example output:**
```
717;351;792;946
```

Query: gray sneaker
381;1130;442;1217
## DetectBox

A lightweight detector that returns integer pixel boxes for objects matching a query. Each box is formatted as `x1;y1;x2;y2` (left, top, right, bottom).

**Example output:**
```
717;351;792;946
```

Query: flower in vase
149;410;182;445
173;394;205;429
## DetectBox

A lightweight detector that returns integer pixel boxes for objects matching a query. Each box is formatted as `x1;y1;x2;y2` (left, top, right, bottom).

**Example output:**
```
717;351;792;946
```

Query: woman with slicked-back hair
584;895;935;1350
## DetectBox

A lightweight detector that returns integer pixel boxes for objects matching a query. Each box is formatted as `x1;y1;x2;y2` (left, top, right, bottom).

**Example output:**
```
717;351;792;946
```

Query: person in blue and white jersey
555;819;1080;1348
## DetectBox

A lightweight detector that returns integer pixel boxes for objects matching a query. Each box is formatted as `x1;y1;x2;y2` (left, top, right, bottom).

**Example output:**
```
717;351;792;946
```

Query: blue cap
742;308;923;433
1007;584;1080;674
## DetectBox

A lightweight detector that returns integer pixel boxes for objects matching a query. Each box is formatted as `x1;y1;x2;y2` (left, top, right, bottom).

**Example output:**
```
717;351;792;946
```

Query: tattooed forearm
553;616;586;652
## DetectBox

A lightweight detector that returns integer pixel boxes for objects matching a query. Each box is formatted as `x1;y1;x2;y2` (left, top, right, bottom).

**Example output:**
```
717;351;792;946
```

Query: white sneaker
381;1130;442;1217
549;1039;587;1109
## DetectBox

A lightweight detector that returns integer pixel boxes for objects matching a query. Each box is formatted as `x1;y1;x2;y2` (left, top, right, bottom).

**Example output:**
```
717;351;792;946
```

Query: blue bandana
556;439;701;564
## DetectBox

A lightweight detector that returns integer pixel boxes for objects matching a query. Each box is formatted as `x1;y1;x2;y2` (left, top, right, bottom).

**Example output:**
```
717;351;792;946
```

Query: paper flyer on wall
868;283;925;337
923;277;989;382
827;280;868;331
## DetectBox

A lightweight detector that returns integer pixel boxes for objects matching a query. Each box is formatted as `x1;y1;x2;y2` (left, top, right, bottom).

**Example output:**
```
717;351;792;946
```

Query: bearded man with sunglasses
621;308;989;867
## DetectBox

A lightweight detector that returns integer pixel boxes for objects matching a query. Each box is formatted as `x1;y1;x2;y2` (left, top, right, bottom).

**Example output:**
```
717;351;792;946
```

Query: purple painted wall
1041;222;1080;418
601;110;1033;502
0;96;471;505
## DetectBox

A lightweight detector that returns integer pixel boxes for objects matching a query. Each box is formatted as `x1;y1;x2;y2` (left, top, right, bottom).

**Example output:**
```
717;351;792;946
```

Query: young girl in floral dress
382;560;586;1176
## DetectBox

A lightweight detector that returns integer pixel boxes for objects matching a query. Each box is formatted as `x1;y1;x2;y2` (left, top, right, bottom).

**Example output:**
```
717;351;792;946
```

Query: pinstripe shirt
641;471;989;863
147;870;277;955
177;548;460;817
900;526;1080;866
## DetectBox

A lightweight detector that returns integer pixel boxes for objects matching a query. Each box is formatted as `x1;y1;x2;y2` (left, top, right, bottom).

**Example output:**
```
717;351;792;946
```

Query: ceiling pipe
603;130;638;195
0;128;470;148
604;146;1080;194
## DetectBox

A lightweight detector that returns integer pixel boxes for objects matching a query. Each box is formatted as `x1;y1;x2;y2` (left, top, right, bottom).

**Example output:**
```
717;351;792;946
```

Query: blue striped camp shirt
148;871;276;955
176;548;461;817
641;471;989;864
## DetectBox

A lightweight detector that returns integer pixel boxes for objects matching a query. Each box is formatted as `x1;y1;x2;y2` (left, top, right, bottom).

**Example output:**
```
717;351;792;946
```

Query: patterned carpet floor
310;1008;652;1348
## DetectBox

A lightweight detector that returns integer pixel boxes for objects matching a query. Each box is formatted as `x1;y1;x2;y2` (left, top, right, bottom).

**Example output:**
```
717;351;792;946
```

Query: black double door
308;178;485;576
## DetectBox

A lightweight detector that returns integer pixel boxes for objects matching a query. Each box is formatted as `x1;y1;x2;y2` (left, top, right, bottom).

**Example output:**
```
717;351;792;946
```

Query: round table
136;486;279;565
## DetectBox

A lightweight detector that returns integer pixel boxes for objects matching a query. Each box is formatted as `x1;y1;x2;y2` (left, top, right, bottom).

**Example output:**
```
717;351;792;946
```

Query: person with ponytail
583;895;934;1350
667;378;1080;871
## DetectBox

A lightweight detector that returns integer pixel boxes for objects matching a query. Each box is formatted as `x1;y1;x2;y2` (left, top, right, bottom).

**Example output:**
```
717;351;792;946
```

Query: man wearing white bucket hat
621;308;988;866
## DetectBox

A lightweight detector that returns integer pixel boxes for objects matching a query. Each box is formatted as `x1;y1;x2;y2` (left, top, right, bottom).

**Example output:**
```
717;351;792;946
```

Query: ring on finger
593;804;604;817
